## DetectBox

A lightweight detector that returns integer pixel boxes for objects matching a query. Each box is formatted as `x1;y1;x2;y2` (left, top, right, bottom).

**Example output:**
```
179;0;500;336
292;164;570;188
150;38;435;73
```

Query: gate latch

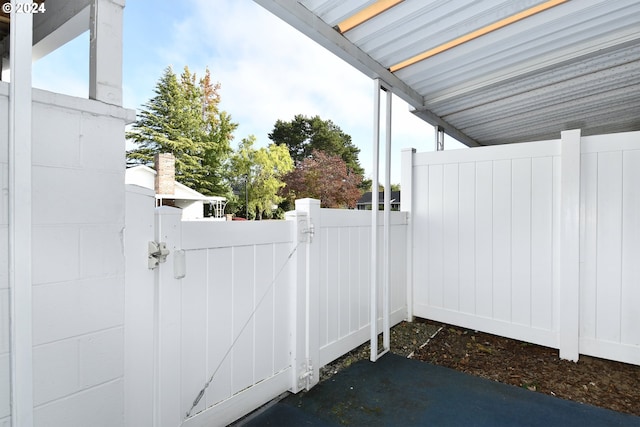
148;241;170;269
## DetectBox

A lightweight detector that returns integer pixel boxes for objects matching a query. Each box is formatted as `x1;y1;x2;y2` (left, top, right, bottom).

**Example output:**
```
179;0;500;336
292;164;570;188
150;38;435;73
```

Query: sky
32;0;465;184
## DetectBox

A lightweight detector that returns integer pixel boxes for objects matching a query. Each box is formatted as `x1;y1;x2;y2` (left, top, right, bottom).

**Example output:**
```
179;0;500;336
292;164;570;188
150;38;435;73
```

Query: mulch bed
321;319;640;417
412;320;640;417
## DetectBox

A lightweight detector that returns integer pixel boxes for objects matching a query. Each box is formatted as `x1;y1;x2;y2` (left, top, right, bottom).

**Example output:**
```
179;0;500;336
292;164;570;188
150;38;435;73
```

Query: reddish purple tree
282;150;363;208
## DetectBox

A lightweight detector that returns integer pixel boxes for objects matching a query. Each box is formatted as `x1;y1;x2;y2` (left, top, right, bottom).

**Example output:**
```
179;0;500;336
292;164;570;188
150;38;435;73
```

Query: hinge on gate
148;241;170;269
298;359;314;389
301;221;315;243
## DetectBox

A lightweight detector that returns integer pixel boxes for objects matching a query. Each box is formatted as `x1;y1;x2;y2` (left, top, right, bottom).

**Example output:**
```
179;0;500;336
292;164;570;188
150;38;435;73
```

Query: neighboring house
125;153;227;220
356;191;401;211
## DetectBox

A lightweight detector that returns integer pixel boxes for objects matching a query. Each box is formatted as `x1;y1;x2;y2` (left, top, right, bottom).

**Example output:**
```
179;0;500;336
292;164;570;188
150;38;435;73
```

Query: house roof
125;165;225;202
357;190;400;205
255;0;640;146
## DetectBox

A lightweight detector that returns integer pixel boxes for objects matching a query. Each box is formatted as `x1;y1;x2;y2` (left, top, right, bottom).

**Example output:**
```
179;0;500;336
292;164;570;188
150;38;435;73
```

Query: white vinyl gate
124;192;408;427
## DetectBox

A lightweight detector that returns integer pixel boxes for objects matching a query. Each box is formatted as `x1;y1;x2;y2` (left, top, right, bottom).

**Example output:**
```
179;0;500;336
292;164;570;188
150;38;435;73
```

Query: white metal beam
370;79;392;362
382;84;391;353
412;107;482;148
370;79;381;362
9;3;34;426
254;0;480;148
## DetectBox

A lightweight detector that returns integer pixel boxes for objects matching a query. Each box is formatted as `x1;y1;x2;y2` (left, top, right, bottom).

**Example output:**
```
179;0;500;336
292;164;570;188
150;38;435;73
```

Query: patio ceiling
255;0;640;146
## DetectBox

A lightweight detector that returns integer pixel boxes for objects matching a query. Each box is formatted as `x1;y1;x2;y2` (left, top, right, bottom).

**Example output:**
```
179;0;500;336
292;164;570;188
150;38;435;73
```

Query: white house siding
175;199;204;220
0;85;134;426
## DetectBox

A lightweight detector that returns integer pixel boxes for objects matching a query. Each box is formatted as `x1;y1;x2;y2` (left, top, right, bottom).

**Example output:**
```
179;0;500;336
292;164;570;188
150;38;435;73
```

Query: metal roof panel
256;0;640;146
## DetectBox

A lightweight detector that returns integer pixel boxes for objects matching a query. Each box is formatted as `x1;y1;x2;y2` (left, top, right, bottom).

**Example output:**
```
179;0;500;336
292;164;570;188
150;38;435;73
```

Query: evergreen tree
268;114;364;176
127;66;236;196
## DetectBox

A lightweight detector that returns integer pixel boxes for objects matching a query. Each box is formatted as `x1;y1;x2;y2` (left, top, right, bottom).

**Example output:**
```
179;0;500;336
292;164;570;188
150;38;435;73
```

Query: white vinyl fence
124;193;408;427
316;208;408;366
402;130;640;366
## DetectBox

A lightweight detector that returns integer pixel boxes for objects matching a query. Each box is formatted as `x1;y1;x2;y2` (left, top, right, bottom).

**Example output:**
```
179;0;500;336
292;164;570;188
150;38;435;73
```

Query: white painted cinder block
0;90;7;164
79;327;124;388
0;289;8;354
34;379;124;427
80;114;125;172
33;328;124;407
32;278;124;346
32;104;82;168
31;225;80;285
0;227;7;289
32;166;124;226
33;339;79;406
80;224;125;278
0;354;9;419
0;91;8;425
0;163;7;226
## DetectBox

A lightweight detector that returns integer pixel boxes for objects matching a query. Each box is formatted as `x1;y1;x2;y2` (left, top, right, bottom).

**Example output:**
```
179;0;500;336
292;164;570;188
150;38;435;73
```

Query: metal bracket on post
148;241;170;269
436;126;445;151
302;222;315;243
298;359;314;389
299;218;315;243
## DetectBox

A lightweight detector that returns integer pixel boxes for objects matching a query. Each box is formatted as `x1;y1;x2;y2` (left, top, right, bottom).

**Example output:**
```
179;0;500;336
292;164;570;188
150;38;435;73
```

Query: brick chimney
154;153;175;195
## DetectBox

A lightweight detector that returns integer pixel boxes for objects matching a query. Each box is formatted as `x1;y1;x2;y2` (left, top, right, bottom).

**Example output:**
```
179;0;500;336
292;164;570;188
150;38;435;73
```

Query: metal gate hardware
148;241;169;269
298;359;314;389
301;221;315;243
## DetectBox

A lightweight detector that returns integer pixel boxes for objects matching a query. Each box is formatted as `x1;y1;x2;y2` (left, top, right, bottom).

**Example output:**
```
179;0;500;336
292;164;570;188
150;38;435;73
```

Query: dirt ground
321;319;640;417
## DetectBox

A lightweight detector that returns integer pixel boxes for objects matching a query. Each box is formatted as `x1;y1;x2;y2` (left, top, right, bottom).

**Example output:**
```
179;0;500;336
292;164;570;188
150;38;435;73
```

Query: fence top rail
180;219;294;250
319;209;408;228
413;139;560;166
581;131;640;154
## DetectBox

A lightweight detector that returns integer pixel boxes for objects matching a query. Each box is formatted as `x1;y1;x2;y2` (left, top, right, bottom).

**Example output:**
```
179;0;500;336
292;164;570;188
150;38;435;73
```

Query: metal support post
370;79;381;362
436;126;445;151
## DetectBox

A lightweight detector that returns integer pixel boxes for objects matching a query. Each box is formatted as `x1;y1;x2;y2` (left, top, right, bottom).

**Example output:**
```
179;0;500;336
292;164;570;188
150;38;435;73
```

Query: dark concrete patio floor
240;353;640;426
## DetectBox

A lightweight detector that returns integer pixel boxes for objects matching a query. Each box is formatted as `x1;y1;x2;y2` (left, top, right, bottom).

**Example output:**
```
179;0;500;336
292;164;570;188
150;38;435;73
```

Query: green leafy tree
127;66;236;196
228;136;293;219
361;180;401;193
268;114;364;176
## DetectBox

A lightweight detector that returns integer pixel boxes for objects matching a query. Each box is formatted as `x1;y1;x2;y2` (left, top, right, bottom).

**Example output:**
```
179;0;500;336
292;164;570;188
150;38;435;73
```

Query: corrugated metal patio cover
255;0;640;146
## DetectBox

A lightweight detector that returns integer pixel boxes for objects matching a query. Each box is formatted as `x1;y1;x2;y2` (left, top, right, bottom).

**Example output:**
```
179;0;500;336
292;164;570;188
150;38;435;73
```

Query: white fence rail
403;130;640;366
124;192;409;427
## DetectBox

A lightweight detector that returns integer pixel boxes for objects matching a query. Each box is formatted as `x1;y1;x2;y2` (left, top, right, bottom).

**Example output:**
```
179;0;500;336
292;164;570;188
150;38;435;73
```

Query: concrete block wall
0;84;134;426
0;84;10;427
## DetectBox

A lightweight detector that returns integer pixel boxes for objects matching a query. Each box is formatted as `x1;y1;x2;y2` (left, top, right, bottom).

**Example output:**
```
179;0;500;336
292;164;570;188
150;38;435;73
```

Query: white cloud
159;0;373;146
34;0;465;184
